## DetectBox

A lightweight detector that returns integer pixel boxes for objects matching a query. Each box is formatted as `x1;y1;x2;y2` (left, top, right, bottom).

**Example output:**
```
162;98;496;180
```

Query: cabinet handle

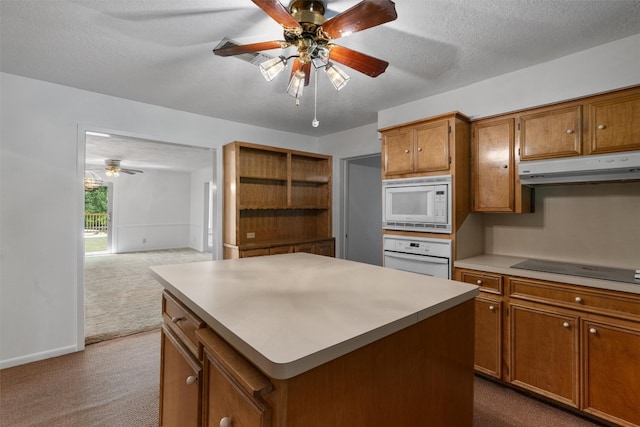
575;297;583;303
171;316;185;323
404;149;410;154
566;129;574;134
489;305;495;311
186;375;198;385
220;417;233;427
598;124;606;130
562;322;570;328
589;328;598;334
476;279;483;285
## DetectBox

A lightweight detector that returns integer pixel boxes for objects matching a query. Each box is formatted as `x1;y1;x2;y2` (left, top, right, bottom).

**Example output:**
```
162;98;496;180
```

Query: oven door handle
383;251;449;264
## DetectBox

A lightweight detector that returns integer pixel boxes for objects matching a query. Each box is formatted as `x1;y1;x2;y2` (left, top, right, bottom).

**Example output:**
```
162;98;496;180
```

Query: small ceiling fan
99;159;144;177
213;0;398;90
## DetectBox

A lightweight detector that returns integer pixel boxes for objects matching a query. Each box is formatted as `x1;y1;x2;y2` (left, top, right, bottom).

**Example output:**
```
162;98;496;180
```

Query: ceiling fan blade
321;0;397;40
120;169;144;175
251;0;302;31
290;59;312;86
328;45;389;77
213;41;285;57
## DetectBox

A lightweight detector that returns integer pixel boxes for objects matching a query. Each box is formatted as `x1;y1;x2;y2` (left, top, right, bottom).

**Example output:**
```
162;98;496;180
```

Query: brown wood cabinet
587;88;640;154
454;267;640;426
380;112;469;179
223;141;333;259
471;117;533;213
519;105;582;160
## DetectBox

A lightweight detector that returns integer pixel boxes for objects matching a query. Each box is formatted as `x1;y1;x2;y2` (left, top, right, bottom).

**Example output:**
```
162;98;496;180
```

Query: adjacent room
2;1;639;426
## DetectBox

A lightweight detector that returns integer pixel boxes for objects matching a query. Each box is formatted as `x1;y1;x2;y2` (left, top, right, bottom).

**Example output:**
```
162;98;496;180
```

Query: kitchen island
151;253;479;427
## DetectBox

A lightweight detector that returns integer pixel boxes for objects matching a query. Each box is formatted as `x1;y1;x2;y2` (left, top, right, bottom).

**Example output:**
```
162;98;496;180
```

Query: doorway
84;183;113;254
343;154;383;266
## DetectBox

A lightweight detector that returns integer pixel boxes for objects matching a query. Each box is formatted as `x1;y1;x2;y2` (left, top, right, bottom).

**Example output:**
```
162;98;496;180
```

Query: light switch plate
247;232;255;239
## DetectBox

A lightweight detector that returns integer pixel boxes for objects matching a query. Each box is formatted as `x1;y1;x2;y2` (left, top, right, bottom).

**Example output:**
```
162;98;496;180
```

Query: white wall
0;72;317;368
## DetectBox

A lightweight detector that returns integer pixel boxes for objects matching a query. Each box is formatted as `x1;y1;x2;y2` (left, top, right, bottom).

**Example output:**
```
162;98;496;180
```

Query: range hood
519;151;640;185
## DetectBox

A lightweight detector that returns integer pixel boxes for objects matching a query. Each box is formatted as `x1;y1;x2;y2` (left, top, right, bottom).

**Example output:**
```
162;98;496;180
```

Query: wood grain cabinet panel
474;297;502;378
414;120;451;173
519;105;582;160
160;325;202;427
581;318;640;427
509;303;580;408
382;127;414;176
588;89;640;154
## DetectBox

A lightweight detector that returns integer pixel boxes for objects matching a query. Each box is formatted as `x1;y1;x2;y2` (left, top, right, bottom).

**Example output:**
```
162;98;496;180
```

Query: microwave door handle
384;252;448;264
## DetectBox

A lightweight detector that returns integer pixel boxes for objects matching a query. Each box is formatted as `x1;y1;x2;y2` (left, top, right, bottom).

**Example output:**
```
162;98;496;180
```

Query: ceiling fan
98;159;144;177
213;0;398;103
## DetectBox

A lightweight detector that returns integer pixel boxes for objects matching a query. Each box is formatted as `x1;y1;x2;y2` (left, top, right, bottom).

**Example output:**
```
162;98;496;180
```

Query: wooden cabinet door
475;297;502;378
314;240;335;257
581;319;640;426
383;128;414;176
472;119;514;212
414;120;450;172
519;106;582;160
588;91;640;154
160;326;201;427
509;304;579;407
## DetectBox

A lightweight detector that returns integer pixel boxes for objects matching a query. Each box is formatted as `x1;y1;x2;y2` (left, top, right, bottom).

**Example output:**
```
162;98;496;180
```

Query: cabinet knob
598;124;606;130
186;375;198;385
575;297;583;303
489;305;495;311
502;164;508;169
417;147;423;152
589;328;597;334
171;316;185;323
404;149;410;154
220;417;233;427
566;129;574;134
476;279;483;285
562;322;570;328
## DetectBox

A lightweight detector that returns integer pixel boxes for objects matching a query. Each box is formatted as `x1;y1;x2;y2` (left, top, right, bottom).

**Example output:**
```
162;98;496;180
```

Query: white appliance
382;175;452;234
383;235;452;279
518;151;640;185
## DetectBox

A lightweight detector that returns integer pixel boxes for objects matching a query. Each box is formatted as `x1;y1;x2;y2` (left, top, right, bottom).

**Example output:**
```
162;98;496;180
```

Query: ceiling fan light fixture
287;70;306;100
105;167;120;177
259;56;287;81
324;62;350;91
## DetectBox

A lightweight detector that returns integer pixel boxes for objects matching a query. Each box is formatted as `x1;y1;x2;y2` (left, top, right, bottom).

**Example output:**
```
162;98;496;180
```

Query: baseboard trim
0;345;79;370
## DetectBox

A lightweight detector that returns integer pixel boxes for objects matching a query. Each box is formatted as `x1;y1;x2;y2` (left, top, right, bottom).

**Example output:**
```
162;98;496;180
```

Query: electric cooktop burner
511;259;638;285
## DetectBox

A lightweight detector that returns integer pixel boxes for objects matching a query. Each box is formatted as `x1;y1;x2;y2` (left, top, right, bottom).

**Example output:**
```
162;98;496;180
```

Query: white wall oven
383;235;452;279
382;175;452;234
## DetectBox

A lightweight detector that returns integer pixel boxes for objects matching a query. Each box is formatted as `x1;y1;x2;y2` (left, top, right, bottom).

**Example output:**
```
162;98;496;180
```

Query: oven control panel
383;236;452;258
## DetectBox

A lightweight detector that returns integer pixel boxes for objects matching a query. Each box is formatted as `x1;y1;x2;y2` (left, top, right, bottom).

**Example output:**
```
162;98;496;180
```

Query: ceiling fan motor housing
289;0;327;25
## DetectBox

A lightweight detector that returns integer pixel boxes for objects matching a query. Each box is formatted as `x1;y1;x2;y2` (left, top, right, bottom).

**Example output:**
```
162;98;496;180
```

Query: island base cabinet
267;299;475;426
582;319;640;427
508;304;579;408
160;325;202;427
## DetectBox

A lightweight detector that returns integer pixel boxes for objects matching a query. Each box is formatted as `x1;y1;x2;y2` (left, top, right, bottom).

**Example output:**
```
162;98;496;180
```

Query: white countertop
150;253;478;379
455;254;640;295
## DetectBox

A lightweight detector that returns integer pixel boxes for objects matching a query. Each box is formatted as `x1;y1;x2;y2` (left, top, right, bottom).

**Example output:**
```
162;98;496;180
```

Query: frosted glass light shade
259;56;286;81
287;70;305;99
324;63;350;91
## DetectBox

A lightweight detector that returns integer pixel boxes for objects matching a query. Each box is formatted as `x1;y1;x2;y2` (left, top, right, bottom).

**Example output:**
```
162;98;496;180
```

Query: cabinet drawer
269;245;293;255
508;277;640;321
458;270;503;295
294;243;315;253
163;291;206;357
241;248;271;258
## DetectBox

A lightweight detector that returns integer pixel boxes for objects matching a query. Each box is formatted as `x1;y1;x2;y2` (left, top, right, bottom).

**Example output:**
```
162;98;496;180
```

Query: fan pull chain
312;69;319;127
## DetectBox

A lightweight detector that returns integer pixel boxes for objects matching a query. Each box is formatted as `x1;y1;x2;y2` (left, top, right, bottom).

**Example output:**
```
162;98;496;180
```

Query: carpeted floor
84;248;212;344
0;330;607;427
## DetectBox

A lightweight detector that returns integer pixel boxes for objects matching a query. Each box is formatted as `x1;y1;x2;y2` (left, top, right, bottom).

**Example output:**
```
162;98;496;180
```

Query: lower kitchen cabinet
509;303;579;407
454;267;640;427
474;297;502;378
581;318;640;426
160;325;202;427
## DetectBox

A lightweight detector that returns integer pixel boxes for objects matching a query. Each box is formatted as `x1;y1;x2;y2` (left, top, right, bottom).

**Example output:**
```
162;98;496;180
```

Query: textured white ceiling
2;0;640;142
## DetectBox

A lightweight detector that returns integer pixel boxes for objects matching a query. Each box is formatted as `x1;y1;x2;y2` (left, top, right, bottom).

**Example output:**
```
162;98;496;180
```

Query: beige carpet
0;330;607;427
84;248;212;344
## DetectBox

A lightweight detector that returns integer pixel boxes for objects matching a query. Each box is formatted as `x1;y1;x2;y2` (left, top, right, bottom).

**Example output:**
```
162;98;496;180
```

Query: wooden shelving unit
223;141;334;259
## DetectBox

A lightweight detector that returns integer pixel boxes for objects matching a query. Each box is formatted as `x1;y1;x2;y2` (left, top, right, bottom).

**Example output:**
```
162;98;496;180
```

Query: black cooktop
511;259;638;285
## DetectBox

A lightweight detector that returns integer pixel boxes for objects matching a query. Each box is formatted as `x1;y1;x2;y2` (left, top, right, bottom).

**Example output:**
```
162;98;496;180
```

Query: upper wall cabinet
519;105;582;161
587;88;640;155
380;112;470;180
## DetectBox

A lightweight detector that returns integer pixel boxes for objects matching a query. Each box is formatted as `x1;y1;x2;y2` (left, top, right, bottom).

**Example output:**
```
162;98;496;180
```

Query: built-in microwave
382;175;452;233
